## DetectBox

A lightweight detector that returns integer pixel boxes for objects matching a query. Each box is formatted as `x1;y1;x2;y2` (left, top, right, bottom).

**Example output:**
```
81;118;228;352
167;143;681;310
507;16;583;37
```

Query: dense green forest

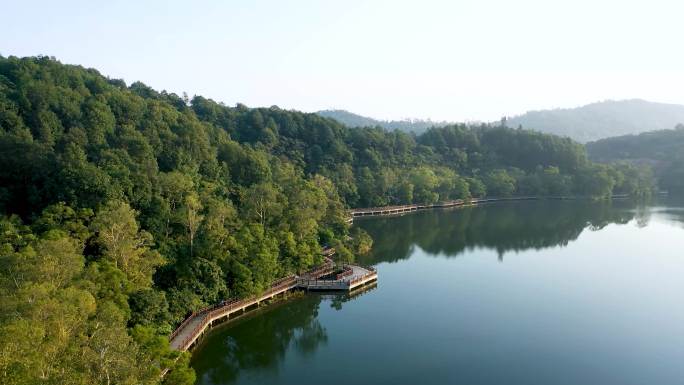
0;56;654;384
587;125;684;192
505;99;684;143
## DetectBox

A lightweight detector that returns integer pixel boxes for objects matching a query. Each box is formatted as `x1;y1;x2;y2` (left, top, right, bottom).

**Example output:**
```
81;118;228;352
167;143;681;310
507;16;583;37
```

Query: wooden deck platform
349;199;467;217
169;276;302;351
349;196;544;218
169;258;377;351
298;265;377;291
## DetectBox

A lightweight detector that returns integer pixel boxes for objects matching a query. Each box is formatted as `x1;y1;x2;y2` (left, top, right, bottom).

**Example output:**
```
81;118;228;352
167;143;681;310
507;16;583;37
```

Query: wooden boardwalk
169;257;377;351
298;265;377;291
348;196;543;218
348;194;634;220
350;199;468;217
169;275;303;351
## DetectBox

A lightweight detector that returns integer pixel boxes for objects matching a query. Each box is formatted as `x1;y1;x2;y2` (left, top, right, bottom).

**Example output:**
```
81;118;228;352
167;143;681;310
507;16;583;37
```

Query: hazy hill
321;100;684;142
316;109;450;134
0;55;658;385
587;126;684;191
505;99;684;143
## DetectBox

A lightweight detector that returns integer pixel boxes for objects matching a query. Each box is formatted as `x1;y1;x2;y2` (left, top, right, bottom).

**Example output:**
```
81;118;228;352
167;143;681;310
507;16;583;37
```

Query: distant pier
346;195;633;220
348;197;540;219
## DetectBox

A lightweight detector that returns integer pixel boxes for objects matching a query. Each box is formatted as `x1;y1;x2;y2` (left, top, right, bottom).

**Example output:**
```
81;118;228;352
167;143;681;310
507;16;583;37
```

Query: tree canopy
0;55;655;384
587;125;684;192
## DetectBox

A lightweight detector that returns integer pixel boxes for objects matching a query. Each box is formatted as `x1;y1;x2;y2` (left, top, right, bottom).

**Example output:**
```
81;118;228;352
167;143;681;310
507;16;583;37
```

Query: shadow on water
191;197;684;385
354;198;684;264
191;284;377;385
191;295;328;384
327;281;378;311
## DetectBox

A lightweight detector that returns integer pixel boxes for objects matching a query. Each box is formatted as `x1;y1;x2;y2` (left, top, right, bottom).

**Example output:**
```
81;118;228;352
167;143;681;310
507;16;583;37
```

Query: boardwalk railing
206;276;297;317
296;278;348;289
170;256;336;350
349;194;632;218
169;310;199;341
334;266;354;280
300;257;334;279
348;197;538;216
176;313;210;351
172;276;299;350
348;266;377;287
297;263;378;291
350;199;466;216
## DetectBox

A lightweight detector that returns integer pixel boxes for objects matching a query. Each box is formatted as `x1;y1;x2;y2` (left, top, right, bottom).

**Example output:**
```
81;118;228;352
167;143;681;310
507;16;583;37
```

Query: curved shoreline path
172;195;631;352
349;197;537;218
169;256;377;351
348;195;632;220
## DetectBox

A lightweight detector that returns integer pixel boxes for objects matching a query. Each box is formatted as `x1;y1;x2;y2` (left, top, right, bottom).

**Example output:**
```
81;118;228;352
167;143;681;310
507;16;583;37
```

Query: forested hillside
505;99;684;143
0;56;653;384
316;109;450;134
587;126;684;192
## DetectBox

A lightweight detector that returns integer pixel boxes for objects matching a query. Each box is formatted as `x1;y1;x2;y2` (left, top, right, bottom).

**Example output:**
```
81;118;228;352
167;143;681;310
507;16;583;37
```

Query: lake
191;198;684;385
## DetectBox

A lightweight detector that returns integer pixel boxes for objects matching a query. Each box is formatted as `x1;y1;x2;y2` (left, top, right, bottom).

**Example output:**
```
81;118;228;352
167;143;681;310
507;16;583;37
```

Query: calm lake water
192;198;684;385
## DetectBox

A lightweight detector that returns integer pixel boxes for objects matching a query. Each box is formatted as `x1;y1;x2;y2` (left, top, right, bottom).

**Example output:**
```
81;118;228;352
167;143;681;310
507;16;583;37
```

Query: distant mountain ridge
316;109;451;134
505;99;684;143
319;99;684;143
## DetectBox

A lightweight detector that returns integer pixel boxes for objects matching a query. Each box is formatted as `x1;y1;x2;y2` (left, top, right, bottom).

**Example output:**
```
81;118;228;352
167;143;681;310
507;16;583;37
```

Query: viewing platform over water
298;265;377;291
169;256;377;351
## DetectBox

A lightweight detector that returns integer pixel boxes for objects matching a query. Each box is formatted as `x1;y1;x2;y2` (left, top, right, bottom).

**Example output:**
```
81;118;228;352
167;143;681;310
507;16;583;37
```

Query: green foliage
0;55;656;384
92;200;164;288
348;227;373;256
0;216;160;385
483;169;517;197
587;125;683;193
575;165;616;198
466;177;486;198
162;352;196;385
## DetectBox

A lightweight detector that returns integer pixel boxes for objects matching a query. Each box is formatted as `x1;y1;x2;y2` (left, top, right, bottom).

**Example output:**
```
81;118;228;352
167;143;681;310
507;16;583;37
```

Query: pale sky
3;0;684;122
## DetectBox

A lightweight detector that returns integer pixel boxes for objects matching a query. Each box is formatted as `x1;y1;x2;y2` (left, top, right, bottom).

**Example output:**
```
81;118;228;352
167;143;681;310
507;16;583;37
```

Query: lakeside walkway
347;195;632;219
349;197;539;218
171;194;629;351
169;257;377;351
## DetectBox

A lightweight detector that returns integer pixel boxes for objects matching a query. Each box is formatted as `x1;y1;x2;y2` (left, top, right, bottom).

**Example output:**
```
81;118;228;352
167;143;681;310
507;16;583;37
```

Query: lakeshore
192;198;684;385
348;194;635;221
173;194;639;353
169;257;377;352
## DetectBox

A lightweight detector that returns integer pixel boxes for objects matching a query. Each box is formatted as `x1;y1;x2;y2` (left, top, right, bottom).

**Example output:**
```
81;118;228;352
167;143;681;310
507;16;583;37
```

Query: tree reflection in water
192;295;327;384
354;199;683;264
191;197;684;385
328;282;378;311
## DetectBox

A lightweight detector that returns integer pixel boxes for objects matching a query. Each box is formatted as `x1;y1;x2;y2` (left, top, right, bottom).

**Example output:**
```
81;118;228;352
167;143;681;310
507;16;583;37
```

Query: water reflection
192;197;684;385
327;282;378;311
638;195;684;228
192;283;379;385
355;199;667;263
192;295;327;384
